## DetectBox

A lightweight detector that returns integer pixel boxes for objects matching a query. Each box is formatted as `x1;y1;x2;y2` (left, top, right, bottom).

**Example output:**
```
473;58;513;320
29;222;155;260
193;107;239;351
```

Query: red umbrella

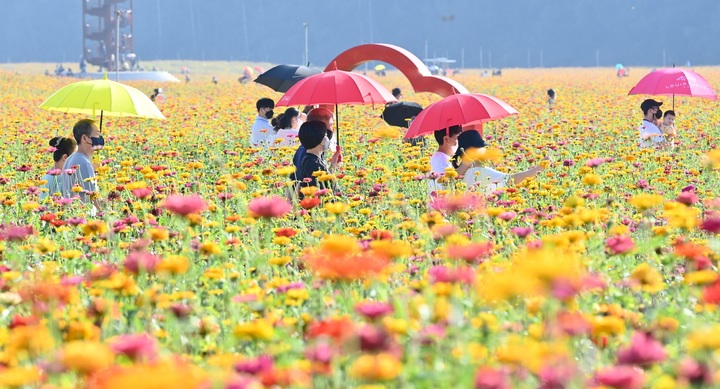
629;68;717;109
404;93;518;139
276;62;396;143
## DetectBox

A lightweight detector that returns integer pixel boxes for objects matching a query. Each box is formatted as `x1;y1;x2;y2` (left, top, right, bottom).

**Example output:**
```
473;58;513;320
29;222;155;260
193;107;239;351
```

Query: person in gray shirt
61;119;104;210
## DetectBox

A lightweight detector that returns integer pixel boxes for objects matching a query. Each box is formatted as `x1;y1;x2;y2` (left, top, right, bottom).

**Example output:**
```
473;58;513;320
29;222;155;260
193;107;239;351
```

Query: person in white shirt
429;125;472;193
273;108;302;147
452;130;543;194
250;98;275;147
638;99;666;148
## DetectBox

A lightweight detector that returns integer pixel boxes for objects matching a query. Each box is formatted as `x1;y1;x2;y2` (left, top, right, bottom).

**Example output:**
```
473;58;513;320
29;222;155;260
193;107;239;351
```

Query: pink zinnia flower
234;355;274;375
616;331;667;366
446;242;493;263
304;341;334;364
428;266;475;285
430;194;484;214
538;362;576;389
47;168;62;176
511;226;534;237
161;194;207;216
123;251;161;274
700;216;720;234
595;365;645;389
132;187;153;199
110;333;158;361
474;367;509;389
354;301;394;320
586;158;605;167
606;236;635;255
0;224;34;242
677;191;698;205
497;211;516;221
247;196;291;218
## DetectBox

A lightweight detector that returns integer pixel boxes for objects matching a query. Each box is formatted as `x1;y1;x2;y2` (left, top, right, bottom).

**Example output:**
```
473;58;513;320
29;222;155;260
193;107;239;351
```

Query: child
660;110;677;143
42;136;77;199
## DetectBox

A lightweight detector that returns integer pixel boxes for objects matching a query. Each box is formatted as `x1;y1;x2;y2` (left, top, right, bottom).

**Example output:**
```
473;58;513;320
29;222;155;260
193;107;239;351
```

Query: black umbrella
254;64;322;93
381;101;423;128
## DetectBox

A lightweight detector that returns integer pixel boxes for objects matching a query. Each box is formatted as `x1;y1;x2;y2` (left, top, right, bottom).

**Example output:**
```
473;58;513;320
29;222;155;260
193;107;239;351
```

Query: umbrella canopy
276;66;396;107
254;64;322;93
374;64;386;71
276;63;396;145
244;66;254;77
39;74;165;130
382;101;423;128
629;68;717;100
616;64;624;70
404;93;518;139
254;66;265;74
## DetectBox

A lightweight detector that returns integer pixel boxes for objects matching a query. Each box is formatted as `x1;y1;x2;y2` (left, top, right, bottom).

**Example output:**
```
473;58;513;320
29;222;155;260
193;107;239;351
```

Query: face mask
91;135;105;151
265;110;274;119
322;136;330;151
451;144;459;154
296;116;303;128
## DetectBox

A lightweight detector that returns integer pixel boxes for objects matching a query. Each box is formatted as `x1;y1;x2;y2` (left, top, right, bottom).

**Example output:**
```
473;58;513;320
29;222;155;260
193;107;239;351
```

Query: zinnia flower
606;236;635;255
595;365;645;389
616;331;667;366
161;194;208;216
248;196;291;218
110;333;158;361
355;301;394;320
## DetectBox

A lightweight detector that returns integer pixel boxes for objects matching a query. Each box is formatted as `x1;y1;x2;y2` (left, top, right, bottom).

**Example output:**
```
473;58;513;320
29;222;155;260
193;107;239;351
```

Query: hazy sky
1;0;718;68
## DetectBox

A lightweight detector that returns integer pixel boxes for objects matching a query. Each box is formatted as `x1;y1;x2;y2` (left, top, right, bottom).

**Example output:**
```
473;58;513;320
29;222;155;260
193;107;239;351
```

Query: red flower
161;194;207;216
299;197;321;210
369;230;393;240
606;236;635;255
306;317;355;343
702;280;720;304
248;196;292;218
275;228;297;238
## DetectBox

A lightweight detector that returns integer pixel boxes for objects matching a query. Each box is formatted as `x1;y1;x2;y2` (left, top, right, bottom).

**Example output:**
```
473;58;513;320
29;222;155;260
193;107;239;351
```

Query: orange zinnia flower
302;250;391;281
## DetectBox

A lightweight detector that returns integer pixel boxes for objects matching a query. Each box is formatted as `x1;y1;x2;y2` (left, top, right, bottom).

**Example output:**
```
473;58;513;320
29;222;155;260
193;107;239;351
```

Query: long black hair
278;108;300;130
49;136;77;162
451;130;487;168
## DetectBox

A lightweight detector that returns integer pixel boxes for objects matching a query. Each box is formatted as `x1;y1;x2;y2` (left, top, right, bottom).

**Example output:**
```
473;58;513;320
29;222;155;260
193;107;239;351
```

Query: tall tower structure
82;0;134;71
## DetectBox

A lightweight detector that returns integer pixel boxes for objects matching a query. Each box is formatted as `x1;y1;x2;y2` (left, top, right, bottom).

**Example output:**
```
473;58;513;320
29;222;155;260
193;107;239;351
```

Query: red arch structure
325;43;469;97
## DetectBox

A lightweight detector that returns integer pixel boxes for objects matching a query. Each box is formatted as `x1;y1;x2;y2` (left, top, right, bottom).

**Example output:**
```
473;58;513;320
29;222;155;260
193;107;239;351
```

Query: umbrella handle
99;111;104;132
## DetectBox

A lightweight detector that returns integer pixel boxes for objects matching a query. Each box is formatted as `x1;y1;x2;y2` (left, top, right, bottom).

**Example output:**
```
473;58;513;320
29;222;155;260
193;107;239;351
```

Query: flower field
1;66;720;388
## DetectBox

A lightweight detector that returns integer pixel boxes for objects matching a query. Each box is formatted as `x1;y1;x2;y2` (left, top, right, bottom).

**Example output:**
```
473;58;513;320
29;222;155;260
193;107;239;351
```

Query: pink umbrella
628;67;717;109
276;62;396;144
404;93;518;139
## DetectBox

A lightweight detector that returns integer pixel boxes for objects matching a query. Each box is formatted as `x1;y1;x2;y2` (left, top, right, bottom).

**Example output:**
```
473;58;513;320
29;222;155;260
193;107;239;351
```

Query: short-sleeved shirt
40;173;62;200
429;152;454;192
61;152;98;202
250;116;274;146
638;120;664;148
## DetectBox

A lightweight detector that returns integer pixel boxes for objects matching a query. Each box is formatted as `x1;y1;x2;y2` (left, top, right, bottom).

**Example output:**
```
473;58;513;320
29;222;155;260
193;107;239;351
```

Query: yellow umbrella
374;64;386;71
39;73;165;130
